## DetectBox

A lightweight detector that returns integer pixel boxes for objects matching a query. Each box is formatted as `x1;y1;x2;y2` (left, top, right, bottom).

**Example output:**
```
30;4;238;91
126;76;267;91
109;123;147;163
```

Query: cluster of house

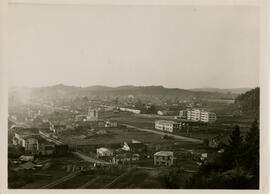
95;140;175;166
75;108;118;128
12;127;69;156
75;108;99;122
95;140;146;165
179;109;216;123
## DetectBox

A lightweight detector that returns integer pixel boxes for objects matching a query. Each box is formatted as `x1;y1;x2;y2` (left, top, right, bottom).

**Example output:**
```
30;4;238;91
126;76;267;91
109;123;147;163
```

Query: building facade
186;109;216;123
200;111;217;123
23;137;39;152
96;147;114;157
155;120;180;133
179;110;188;119
87;108;99;121
13;128;61;156
105;120;118;128
154;151;174;166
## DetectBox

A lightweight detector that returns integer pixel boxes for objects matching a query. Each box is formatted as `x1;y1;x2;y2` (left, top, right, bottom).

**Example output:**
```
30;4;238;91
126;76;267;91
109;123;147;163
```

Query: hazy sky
8;4;259;89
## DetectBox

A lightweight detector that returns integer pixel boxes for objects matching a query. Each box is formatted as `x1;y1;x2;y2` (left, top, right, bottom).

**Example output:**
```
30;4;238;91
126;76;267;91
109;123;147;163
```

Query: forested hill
235;87;259;117
9;84;239;105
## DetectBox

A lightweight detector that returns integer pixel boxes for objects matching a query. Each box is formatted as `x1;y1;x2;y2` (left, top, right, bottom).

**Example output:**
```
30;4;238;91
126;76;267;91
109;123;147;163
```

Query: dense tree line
185;120;259;189
235;87;259;117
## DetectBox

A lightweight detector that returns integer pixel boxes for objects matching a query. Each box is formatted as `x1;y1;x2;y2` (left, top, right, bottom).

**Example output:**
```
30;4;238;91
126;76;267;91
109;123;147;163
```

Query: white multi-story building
186;109;216;123
200;111;216;123
155;120;180;133
191;109;201;121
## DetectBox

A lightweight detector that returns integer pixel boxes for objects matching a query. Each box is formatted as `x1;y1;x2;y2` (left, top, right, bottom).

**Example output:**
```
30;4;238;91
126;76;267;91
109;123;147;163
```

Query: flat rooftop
155;120;177;124
154;151;174;157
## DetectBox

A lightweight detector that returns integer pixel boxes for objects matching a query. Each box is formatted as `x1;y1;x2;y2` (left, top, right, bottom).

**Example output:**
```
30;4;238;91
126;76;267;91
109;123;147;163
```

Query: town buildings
112;153;140;165
155;120;180;133
12;128;67;156
50;123;66;134
12;128;39;148
154;151;174;166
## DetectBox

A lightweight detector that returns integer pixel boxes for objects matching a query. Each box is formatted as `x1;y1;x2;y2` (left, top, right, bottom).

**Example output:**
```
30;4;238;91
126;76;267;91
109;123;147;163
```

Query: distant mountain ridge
9;84;253;104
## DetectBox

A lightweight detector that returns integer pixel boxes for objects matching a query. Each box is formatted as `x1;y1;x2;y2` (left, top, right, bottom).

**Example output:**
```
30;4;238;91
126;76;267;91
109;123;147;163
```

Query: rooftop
154;151;174;157
97;147;112;152
15;128;39;136
23;135;40;140
20;161;35;170
155;120;177;125
36;136;52;144
39;128;52;134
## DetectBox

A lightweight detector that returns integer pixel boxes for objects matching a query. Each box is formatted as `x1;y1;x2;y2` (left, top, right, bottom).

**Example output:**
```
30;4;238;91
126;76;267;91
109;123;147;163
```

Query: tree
228;125;243;149
241;119;259;188
185;122;259;189
218;125;243;170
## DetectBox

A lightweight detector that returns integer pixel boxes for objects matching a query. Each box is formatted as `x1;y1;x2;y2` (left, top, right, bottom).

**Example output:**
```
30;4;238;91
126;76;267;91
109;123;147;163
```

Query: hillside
189;88;252;94
235;87;259;117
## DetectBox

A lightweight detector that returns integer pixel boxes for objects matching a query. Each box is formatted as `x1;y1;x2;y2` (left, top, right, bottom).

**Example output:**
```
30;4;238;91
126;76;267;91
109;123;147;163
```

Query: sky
8;4;259;89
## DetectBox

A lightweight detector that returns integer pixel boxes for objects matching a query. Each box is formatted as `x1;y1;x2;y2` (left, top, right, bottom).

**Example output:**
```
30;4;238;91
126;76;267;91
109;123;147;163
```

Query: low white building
155;120;180;133
96;147;113;157
122;142;131;151
119;107;141;114
154;151;174;166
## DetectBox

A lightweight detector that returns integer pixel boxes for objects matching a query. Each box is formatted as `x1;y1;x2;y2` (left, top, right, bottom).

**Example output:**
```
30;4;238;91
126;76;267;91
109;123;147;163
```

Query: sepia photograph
1;0;269;192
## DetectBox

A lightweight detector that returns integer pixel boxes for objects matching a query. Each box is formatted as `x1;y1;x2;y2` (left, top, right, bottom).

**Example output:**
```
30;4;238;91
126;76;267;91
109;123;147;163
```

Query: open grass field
101;111;256;141
60;125;194;146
